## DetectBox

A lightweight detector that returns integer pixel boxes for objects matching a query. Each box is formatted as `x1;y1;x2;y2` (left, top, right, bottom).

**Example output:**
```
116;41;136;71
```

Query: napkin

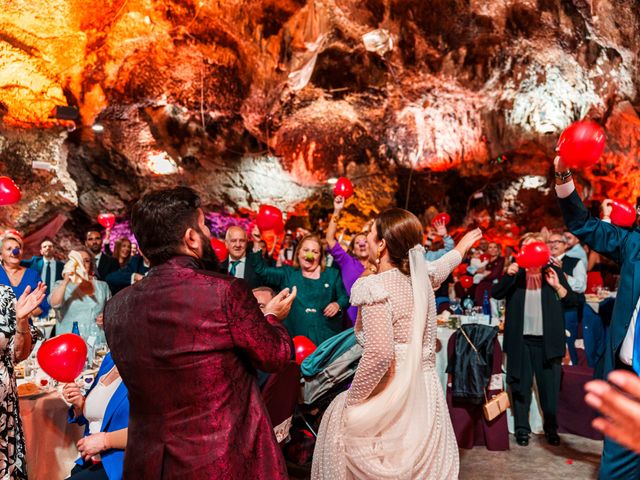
63;250;89;284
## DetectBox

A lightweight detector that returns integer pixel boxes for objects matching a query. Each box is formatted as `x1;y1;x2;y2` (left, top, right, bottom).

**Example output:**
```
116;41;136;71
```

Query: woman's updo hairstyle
374;208;423;276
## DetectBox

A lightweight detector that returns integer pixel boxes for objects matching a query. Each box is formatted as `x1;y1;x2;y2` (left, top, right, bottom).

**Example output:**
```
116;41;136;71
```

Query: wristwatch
554;169;573;181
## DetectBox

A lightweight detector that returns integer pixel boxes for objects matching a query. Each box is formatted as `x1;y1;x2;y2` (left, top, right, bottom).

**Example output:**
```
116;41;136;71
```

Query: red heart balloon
333;177;354;199
97;213;116;229
431;213;451;226
557;120;606;169
516;241;550;269
609;199;636;228
210;237;228;261
0;176;21;206
37;334;87;383
256;205;284;234
293;335;317;365
459;275;473;289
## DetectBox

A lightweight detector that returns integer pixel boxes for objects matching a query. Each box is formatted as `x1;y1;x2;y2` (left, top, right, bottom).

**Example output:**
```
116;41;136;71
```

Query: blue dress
0;266;50;317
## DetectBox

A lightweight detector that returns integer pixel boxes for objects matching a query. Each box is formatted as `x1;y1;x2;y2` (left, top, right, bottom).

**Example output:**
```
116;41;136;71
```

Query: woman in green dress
251;232;349;346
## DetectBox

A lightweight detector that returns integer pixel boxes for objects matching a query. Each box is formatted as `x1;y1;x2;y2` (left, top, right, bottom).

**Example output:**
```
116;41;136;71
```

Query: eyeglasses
547;240;566;245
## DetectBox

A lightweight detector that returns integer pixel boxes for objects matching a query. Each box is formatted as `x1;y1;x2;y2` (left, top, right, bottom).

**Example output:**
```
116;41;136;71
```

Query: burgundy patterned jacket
104;255;291;479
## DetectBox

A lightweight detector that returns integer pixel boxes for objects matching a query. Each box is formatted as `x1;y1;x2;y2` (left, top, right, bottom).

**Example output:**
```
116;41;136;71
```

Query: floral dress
0;285;28;479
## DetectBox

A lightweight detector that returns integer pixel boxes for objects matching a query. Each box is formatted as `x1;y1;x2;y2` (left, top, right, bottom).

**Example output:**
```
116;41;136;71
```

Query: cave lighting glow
147;151;178;175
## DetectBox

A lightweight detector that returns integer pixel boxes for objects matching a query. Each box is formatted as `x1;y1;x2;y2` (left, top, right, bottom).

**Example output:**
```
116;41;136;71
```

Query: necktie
633;309;640;375
229;260;241;277
43;261;51;292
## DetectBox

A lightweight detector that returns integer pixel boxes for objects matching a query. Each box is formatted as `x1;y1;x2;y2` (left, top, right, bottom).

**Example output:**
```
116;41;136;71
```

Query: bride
312;208;481;479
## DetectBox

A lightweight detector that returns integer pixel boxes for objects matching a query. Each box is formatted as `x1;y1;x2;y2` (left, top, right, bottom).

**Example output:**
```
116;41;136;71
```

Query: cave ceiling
0;0;638;237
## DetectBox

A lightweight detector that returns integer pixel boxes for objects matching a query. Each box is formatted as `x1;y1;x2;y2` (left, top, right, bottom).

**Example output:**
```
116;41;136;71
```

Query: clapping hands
15;283;47;320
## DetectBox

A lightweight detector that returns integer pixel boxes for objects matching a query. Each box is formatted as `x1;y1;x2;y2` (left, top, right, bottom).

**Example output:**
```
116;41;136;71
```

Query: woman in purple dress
325;195;371;325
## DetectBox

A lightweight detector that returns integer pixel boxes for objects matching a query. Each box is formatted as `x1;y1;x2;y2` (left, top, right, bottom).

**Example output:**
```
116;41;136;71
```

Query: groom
104;186;296;479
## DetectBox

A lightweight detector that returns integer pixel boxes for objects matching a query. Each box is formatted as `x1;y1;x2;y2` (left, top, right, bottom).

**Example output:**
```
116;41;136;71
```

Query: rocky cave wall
0;0;638;242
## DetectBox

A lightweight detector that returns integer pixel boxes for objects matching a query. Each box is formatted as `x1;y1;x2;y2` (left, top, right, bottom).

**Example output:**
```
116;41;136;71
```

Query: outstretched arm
325;195;344;249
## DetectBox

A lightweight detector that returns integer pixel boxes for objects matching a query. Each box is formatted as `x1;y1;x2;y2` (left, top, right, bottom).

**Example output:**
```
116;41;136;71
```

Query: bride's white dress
312;249;461;480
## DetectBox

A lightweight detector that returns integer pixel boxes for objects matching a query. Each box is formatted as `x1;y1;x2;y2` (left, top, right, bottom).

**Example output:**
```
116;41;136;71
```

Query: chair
446;330;509;451
557;364;603;440
261;361;301;444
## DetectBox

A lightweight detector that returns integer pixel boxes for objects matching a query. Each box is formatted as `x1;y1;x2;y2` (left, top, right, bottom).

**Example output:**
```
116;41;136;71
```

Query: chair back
262;361;301;428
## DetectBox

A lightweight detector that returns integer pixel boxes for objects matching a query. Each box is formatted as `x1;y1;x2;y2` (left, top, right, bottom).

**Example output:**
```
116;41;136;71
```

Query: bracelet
331;214;340;223
15;328;28;335
554;169;572;181
102;432;110;451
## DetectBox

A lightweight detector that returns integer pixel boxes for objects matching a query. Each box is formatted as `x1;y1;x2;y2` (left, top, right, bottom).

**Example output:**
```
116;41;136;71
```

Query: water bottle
72;321;80;336
482;290;491;321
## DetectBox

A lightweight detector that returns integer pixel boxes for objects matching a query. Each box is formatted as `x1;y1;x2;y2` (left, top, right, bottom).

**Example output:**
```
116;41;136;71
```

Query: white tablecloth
436;325;544;434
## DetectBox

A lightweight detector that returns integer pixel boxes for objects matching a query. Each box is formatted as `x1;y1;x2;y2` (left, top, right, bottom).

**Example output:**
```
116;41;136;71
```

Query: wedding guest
21;237;64;295
0;231;49;317
492;233;578;447
0;282;47;479
325;195;370;324
564;231;588;268
277;231;296;267
424;218;455;260
104;186;296;479
105;254;151;295
473;241;505;305
50;248;111;341
221;226;264;289
112;238;132;268
251;230;349;345
63;352;129;480
85;230;119;287
548;232;587;365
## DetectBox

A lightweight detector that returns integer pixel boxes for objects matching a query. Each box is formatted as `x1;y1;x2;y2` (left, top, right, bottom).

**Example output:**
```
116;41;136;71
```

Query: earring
375;249;381;264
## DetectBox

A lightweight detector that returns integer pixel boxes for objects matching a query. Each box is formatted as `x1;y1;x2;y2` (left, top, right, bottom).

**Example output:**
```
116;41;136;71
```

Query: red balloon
97;213;116;229
557;120;606;169
333;177;354;199
37;334;87;383
293;335;317;365
516;241;550;269
0;176;21;206
256;205;284;234
479;253;490;263
459;275;473;289
454;264;468;277
210;237;228;261
609;199;636;228
431;213;451;226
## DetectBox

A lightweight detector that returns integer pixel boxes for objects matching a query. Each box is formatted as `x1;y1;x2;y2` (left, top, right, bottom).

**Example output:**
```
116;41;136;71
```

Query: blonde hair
0;232;23;249
518;232;545;248
293;234;326;271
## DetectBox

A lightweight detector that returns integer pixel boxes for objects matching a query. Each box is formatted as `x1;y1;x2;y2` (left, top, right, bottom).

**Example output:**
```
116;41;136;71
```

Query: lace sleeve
345;298;394;406
426;249;462;290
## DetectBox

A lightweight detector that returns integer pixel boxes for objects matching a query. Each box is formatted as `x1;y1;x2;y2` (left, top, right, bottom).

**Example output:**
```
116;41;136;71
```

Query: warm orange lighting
147;152;178;175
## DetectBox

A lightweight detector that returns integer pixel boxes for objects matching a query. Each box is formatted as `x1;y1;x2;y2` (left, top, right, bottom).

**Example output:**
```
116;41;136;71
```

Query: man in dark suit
555;155;640;479
85;229;120;288
21;237;64;294
220;226;265;289
104;186;295;479
105;254;151;294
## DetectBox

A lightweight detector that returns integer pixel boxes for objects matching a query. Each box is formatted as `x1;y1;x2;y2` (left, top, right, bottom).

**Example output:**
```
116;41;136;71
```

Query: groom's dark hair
131;187;201;266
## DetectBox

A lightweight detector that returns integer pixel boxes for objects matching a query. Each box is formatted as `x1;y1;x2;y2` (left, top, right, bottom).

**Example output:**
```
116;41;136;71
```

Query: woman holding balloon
0;282;47;479
63;352;129;480
491;233;578;447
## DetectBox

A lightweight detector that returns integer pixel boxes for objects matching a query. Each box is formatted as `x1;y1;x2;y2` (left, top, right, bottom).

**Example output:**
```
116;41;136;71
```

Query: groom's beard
197;229;221;273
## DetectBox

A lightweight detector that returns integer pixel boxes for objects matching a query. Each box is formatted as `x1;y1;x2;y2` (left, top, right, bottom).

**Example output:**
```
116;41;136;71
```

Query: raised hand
434;218;447;237
553;155;568;172
506;262;520;276
333;195;345;213
455;228;483;258
15;283;47;320
544;267;560;289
